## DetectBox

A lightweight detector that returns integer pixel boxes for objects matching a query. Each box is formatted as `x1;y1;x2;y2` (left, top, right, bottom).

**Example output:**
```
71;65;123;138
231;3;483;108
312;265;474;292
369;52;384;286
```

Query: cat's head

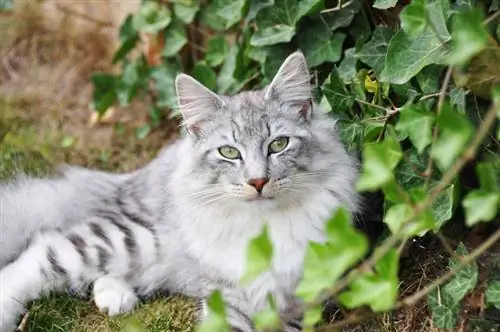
174;51;357;209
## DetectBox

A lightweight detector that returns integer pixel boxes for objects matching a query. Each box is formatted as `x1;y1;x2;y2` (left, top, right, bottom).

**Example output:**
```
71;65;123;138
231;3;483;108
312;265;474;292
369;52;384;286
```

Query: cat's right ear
175;74;224;135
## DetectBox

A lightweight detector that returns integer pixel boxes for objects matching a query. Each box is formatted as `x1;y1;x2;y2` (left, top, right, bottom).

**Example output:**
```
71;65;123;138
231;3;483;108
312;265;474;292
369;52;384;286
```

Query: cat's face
175;52;354;208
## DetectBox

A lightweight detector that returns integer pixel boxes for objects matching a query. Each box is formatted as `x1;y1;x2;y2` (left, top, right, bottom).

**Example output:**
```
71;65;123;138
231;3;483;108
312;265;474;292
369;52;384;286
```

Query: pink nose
247;177;269;193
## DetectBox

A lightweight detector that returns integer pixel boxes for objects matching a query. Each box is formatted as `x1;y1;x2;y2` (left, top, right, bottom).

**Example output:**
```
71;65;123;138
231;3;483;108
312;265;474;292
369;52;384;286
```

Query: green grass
0;99;196;332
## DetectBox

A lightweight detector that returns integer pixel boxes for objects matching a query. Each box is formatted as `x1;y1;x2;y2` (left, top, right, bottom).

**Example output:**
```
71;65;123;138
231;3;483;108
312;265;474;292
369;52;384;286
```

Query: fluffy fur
0;52;358;332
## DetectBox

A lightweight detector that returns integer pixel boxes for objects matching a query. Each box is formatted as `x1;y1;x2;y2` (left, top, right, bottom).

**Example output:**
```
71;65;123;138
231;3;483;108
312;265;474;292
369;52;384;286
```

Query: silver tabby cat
0;52;358;332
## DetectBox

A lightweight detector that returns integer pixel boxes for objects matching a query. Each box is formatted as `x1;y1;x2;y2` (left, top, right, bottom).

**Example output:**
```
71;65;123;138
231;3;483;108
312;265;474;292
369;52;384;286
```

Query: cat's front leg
277;295;304;332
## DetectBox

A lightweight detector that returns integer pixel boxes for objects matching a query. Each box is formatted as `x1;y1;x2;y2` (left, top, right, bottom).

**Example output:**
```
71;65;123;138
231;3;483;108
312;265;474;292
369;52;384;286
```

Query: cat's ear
265;51;312;120
175;73;224;134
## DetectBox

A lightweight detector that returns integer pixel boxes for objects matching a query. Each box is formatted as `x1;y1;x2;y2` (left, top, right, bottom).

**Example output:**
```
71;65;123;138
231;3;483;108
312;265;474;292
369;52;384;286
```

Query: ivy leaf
173;2;200;24
395;103;435;154
250;25;296;46
356;27;394;77
116;58;148;107
485;281;500;309
256;0;315;30
337;48;357;84
297;20;345;67
384;204;435;236
336;118;364;151
431;102;473;170
381;0;450;84
215;0;248;29
246;0;274;23
151;62;180;109
448;8;488;66
399;0;427;37
322;68;355;113
428;286;460;329
476;161;499;192
416;65;443;94
133;1;172;33
205;36;229;67
240;226;273;284
339;249;399;312
296;208;368;301
373;0;398;9
449;85;467;111
112;15;139;64
303;306;322;326
443;243;478;303
162;20;187;58
90;73;117;115
430;184;455;230
462;190;499;226
357;136;403;191
197;291;229;332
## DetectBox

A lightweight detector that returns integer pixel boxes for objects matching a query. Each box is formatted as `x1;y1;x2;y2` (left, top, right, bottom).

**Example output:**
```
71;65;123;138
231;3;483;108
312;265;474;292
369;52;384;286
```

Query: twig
286;102;499;323
483;10;500;25
419;92;441;101
316;228;500;331
355;98;398;115
320;0;354;14
396;228;500;308
423;66;453;188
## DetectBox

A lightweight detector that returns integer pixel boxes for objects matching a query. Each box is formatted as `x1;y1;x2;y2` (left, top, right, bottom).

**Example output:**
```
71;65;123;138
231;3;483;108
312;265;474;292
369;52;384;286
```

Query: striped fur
0;52;359;332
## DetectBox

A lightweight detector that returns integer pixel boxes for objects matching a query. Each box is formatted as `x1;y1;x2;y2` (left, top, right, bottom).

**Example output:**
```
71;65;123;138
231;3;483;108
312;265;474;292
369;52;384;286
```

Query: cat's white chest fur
178;190;335;284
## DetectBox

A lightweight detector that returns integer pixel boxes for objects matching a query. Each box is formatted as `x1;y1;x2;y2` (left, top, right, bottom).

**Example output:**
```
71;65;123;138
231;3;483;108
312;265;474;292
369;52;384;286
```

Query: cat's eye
218;146;241;159
269;137;289;154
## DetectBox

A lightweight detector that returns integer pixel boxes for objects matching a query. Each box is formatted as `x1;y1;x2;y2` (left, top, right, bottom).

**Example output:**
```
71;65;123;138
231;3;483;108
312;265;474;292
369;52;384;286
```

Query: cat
0;51;359;332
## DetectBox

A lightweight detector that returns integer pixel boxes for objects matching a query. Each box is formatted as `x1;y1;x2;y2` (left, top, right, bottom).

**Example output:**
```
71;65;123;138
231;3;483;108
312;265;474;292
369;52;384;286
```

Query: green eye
218;146;241;159
269;137;289;154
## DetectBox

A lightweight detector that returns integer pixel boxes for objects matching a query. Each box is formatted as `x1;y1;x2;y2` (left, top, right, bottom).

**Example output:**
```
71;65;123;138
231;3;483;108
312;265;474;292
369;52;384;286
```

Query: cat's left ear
265;51;312;121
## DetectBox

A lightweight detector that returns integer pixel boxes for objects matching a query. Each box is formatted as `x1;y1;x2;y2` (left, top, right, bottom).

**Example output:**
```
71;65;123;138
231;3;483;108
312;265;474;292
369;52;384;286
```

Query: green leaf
373;0;398;9
339;249;399;312
217;44;243;93
485;281;500;309
431;102;474;170
116;58;148;107
384;204;435;236
357;136;403;191
252;307;280;330
322;68;355;113
133;1;172;33
192;63;217;91
246;0;274;23
462;190;499;226
442;243;478;303
416;65;443;94
381;0;450;84
395;103;435;154
303;306;322;326
256;0;309;30
0;0;13;11
204;0;247;30
90;73;117;115
250;25;296;46
476;161;499;192
113;15;139;63
337;48;357;84
204;36;229;67
336;118;364;151
449;85;467;111
297;19;345;67
173;2;200;24
240;226;273;284
430;184;455;229
162;20;187;57
428;286;460;329
296;207;368;301
356;27;394;77
151;62;181;109
136;124;151;140
448;8;488;66
197;291;229;332
400;0;428;37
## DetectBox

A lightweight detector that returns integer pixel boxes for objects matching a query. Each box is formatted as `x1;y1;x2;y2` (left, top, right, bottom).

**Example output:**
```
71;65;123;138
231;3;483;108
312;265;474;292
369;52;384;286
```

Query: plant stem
423;66;453;188
396;227;500;308
292;102;499;323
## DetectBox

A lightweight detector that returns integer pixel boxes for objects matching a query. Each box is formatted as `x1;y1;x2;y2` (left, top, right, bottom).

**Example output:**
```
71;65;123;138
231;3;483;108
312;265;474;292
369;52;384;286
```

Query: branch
291;101;499;322
423;66;453;188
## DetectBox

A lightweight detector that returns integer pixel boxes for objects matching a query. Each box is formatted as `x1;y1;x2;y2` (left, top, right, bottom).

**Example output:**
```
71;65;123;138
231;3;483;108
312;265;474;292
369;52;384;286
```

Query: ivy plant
92;0;500;330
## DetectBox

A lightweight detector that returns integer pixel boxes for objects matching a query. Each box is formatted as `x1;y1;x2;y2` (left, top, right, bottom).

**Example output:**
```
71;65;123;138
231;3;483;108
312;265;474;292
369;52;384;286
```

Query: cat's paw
92;276;138;316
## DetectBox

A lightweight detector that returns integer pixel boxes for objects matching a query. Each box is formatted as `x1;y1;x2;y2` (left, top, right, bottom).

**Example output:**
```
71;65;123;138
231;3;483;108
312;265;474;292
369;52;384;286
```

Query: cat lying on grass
0;51;358;332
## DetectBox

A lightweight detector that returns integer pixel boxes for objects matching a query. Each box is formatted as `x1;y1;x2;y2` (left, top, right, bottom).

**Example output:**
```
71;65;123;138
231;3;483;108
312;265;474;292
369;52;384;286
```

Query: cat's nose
247;177;269;193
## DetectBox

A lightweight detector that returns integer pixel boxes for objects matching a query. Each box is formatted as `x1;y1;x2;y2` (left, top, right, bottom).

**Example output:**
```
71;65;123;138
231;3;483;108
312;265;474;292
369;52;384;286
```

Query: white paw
0;272;26;332
92;276;138;316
